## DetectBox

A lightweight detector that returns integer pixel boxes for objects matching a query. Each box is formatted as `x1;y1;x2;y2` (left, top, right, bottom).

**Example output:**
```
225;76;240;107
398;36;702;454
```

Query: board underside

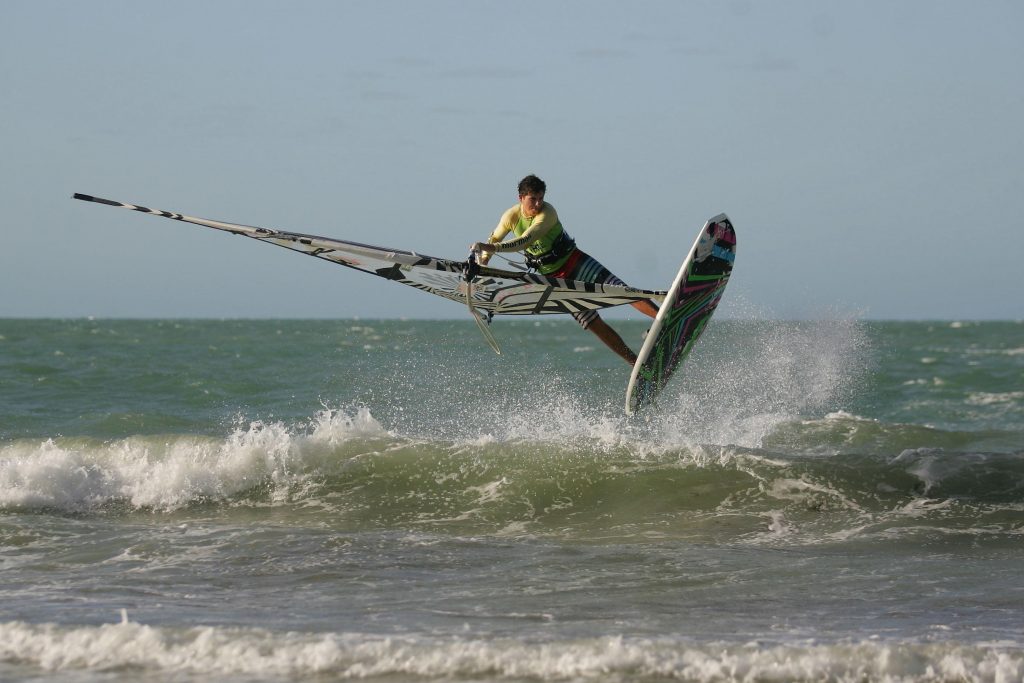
626;214;736;414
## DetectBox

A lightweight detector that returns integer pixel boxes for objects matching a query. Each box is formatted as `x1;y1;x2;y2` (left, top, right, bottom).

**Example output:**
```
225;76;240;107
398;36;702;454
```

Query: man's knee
574;310;599;330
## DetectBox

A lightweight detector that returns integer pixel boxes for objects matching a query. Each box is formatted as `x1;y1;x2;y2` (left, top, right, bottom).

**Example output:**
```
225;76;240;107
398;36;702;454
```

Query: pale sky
2;0;1021;320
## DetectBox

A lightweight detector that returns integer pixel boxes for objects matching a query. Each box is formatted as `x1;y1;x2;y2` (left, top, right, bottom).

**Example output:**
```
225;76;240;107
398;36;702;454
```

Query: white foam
306;405;391;445
0;406;392;513
1;620;1021;681
966;391;1024;406
766;476;865;513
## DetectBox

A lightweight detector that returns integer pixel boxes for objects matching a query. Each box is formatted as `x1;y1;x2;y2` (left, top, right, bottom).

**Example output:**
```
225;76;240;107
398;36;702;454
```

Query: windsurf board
625;214;737;414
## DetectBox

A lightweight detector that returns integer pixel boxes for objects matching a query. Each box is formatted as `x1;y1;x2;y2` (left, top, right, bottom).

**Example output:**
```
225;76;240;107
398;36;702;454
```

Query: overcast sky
2;0;1021;320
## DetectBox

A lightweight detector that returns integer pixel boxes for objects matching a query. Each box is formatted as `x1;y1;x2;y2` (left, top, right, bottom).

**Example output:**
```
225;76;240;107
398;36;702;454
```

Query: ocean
1;317;1022;682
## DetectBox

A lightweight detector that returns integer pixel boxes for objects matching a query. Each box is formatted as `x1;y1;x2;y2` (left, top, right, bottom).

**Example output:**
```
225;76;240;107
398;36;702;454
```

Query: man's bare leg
588;317;638;365
631;299;660;318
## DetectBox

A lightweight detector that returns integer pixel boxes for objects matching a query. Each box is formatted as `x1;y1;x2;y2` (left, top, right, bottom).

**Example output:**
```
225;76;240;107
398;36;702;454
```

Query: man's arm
473;206;517;264
492;205;558;253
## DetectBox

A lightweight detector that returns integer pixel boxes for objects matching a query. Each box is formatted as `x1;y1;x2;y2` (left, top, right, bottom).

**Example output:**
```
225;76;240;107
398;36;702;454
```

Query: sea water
1;318;1022;682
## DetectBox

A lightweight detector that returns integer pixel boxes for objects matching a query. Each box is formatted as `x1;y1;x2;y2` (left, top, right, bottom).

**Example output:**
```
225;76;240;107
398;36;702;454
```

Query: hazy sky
2;0;1021;320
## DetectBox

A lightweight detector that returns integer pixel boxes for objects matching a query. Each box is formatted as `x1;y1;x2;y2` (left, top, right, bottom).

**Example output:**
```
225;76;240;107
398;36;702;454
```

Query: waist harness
525;230;577;269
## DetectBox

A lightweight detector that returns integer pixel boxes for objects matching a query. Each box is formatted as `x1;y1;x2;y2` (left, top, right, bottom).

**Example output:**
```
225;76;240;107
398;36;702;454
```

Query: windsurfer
472;174;659;365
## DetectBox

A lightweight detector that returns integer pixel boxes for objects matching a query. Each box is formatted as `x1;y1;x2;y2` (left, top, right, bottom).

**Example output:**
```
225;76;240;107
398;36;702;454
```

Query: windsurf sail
73;194;665;321
464;251;503;355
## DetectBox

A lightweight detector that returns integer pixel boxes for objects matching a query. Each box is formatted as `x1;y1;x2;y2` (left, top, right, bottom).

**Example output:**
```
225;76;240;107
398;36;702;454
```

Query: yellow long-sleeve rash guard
487;202;562;255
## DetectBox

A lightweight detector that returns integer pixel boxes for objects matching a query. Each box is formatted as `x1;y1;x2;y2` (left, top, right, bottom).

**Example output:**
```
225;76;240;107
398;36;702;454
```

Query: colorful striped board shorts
548;249;627;330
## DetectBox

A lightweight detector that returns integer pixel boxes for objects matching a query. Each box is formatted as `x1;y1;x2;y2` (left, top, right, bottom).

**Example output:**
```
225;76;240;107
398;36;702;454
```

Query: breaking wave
2;407;1021;546
1;617;1021;683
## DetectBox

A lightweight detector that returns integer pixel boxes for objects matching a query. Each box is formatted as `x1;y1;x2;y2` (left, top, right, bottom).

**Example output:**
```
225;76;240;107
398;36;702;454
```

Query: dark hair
517;174;546;197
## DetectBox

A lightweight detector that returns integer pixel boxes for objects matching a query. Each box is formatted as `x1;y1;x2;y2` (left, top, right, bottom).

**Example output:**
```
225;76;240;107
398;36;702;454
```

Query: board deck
625;214;736;414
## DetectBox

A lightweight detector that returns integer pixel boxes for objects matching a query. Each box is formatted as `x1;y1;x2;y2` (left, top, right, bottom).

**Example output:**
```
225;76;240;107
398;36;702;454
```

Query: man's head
517;174;546;197
518;175;546;218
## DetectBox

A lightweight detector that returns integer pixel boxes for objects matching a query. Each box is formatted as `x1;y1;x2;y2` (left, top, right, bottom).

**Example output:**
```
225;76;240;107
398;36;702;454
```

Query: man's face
519;192;544;218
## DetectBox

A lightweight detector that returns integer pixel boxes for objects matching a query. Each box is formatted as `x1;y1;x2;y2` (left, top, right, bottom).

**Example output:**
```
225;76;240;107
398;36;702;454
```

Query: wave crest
2;618;1021;682
2;407;1021;545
